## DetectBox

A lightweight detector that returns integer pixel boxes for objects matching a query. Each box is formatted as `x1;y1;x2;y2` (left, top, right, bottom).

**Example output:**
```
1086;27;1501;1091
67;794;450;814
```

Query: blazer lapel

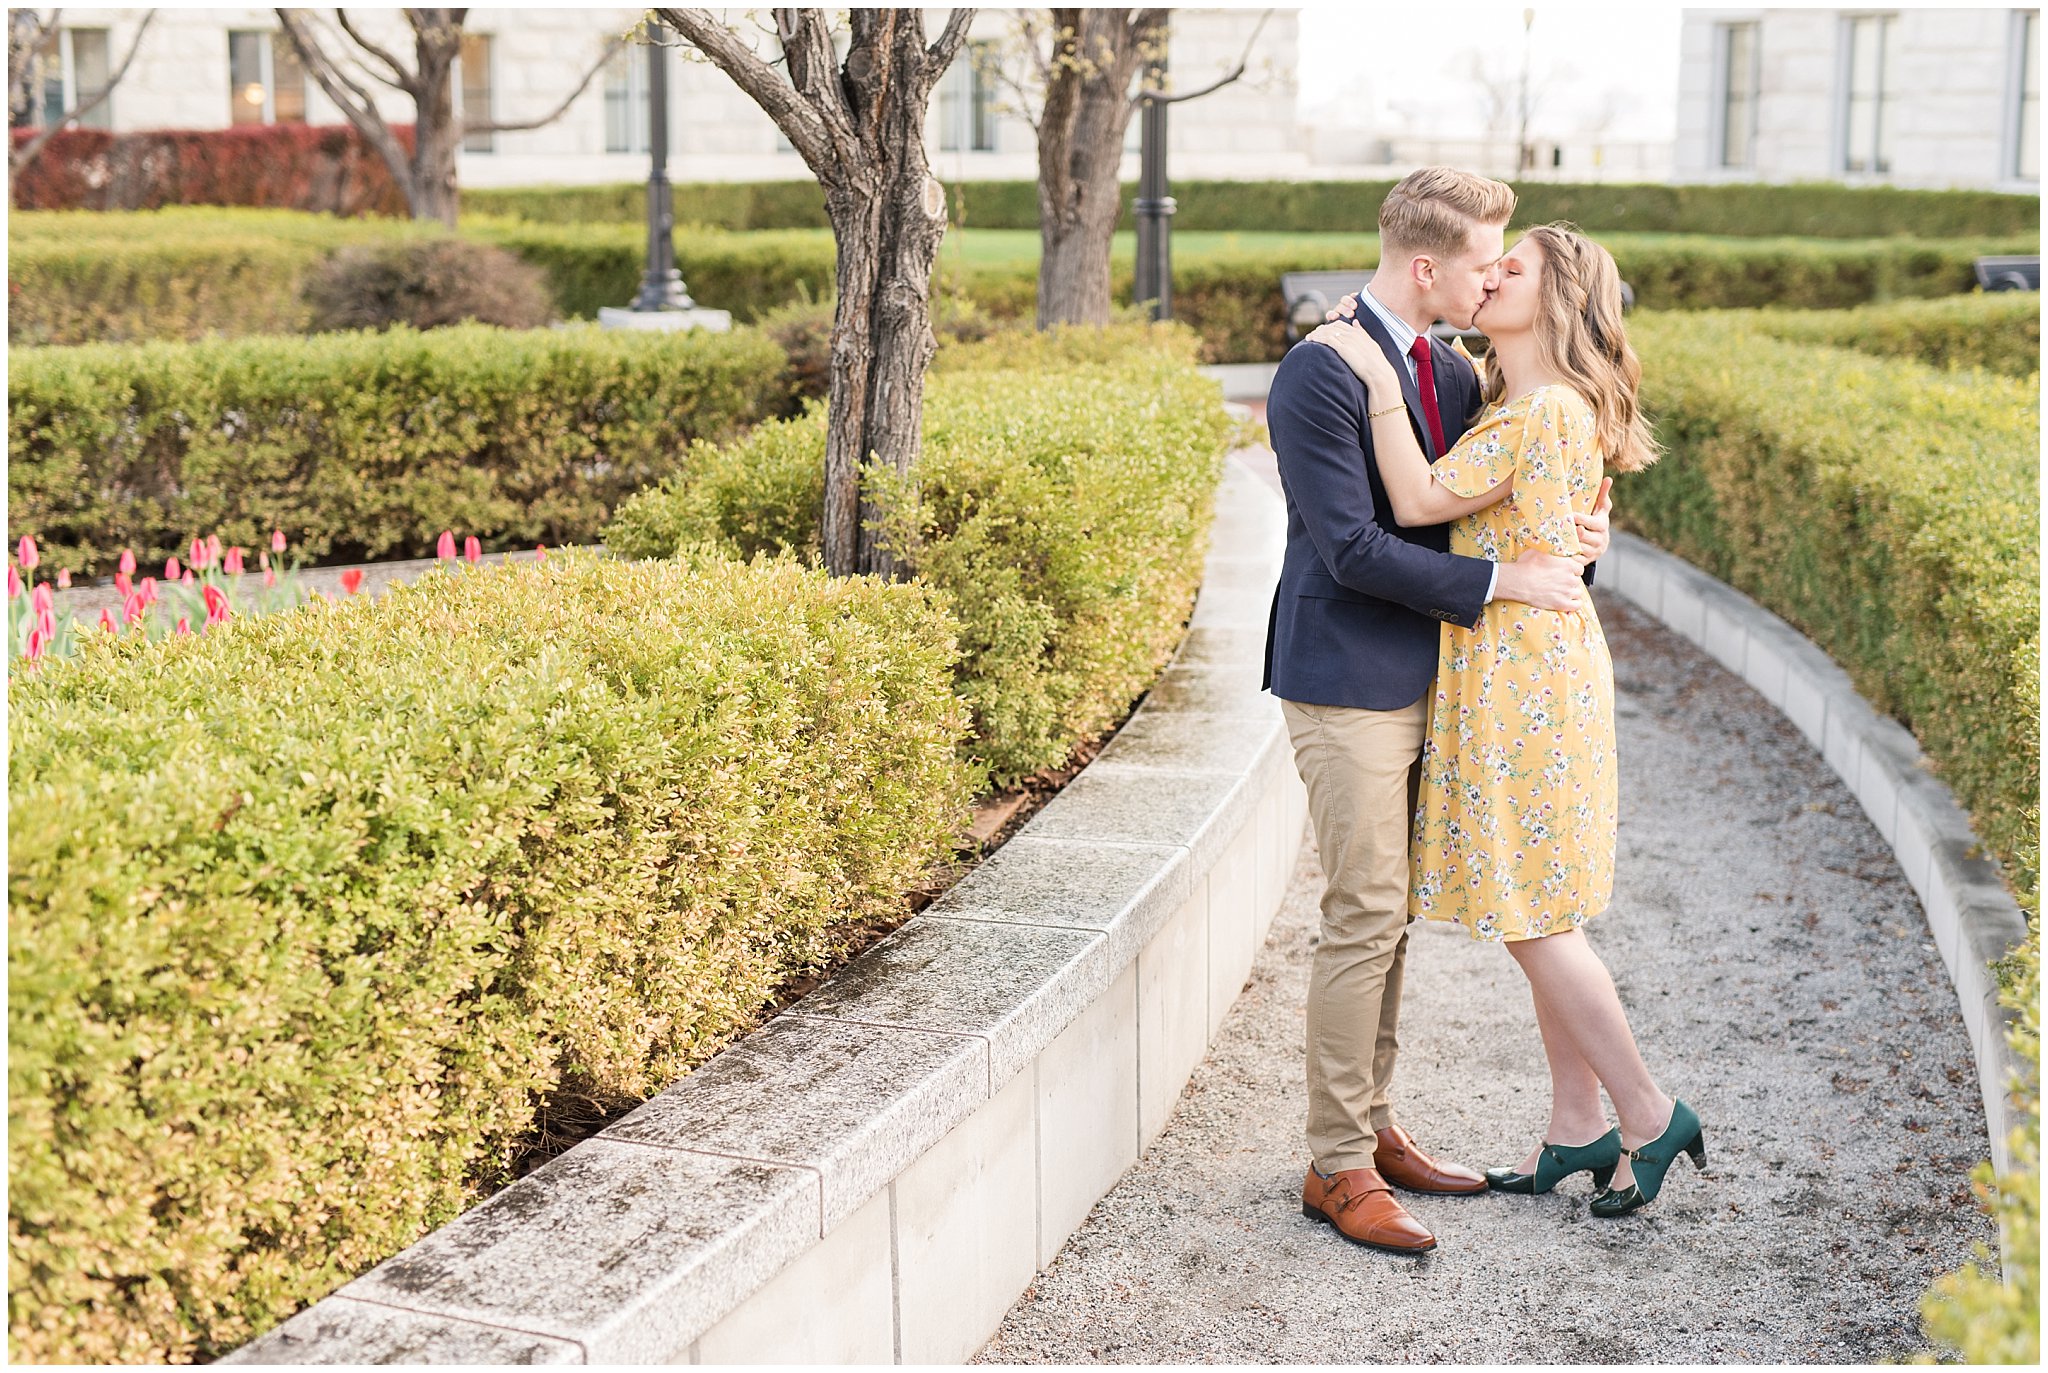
1349;310;1438;460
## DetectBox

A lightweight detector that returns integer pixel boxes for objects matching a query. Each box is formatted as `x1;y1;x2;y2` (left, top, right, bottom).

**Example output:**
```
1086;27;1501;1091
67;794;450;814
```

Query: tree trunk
407;25;461;226
1033;9;1159;329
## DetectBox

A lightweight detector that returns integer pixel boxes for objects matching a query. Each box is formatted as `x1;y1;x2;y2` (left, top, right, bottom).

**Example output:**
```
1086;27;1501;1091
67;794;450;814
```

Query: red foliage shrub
9;123;414;216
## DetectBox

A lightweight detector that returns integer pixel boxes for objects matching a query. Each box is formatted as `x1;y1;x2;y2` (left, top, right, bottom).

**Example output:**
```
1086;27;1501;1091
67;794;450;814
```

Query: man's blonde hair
1377;166;1517;263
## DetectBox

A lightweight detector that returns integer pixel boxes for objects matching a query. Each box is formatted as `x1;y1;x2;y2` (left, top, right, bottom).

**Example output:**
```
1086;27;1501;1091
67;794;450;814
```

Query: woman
1306;223;1703;1217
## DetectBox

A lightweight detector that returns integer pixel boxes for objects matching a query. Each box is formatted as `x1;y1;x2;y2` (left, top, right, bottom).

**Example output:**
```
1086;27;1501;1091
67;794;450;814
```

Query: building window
937;41;996;152
1717;22;1759;169
228;30;306;126
2016;10;2040;181
1841;13;1897;174
604;44;650;153
458;32;493;153
38;28;113;130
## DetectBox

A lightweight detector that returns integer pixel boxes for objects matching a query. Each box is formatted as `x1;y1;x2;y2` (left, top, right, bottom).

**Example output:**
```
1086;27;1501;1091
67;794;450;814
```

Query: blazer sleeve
1266;343;1493;629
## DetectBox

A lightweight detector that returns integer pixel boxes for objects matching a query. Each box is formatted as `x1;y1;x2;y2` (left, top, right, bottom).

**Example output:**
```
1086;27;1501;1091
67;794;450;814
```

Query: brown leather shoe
1373;1125;1487;1195
1300;1165;1437;1254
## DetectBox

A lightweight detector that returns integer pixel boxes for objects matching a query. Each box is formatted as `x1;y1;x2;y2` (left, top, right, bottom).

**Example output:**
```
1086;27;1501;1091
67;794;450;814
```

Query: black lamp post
633;18;692;311
1132;53;1174;321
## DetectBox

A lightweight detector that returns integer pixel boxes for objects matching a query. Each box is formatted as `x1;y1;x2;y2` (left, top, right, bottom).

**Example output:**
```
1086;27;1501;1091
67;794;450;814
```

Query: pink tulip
25;623;47;660
436;530;457;561
118;548;136;576
165;555;182;580
206;534;222;565
5;566;19;600
36;607;54;640
189;537;207;570
31;583;52;614
175;616;192;636
140;576;158;606
113;571;132;597
271;529;287;555
203;583;231;625
535;543;547;561
16;535;38;571
340;569;365;596
122;591;146;625
262;568;276;589
181;570;194;585
464;536;481;565
55;568;70;588
223;547;245;576
98;608;117;633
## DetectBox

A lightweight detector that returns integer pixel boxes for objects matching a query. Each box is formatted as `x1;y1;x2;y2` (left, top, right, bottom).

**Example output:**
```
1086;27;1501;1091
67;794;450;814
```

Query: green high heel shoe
1590;1099;1705;1218
1483;1128;1621;1194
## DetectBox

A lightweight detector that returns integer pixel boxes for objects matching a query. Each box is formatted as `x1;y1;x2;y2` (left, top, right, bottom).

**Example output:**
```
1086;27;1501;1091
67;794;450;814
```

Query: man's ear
1411;255;1437;290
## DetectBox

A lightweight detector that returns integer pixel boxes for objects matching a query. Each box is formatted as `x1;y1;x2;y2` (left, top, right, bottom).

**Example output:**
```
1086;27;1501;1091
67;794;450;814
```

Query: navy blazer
1261;310;1495;711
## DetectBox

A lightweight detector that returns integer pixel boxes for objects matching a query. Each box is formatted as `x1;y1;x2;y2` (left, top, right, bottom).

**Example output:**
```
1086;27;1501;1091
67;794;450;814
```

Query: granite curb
1601;530;2032;1176
225;453;1305;1364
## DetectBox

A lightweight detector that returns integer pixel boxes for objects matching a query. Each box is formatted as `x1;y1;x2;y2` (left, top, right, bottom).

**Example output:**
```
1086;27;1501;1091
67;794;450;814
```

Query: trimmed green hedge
1737;291;2041;377
1623;309;2039;1362
467;177;2041;240
7;550;975;1362
7;323;791;578
606;323;1231;784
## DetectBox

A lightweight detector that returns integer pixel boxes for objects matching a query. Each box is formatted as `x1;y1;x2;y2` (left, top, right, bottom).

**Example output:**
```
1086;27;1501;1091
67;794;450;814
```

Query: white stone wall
39;8;1308;187
1675;7;2038;191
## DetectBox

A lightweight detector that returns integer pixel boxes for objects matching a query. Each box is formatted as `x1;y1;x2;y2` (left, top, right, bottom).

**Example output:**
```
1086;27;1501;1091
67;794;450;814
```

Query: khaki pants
1281;695;1428;1175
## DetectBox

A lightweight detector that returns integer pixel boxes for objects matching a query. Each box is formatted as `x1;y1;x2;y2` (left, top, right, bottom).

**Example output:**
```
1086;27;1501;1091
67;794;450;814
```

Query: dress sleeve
1434;389;1583;559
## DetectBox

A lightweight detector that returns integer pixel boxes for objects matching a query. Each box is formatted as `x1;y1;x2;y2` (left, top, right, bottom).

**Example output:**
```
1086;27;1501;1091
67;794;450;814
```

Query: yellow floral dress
1408;385;1616;941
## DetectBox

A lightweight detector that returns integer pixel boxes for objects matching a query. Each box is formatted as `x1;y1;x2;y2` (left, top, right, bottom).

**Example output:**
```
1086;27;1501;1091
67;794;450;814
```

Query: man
1262;167;1611;1255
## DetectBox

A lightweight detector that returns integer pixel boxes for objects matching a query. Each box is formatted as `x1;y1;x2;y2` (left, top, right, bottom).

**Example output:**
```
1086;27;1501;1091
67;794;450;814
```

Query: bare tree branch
924;8;974;78
275;7;412;187
657;7;840;171
8;10;64;127
467;32;622;133
1139;7;1268;105
335;8;415;94
11;10;156;174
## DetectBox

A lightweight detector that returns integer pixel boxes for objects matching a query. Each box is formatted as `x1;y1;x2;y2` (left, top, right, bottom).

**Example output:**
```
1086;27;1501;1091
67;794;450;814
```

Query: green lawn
938;228;1385;268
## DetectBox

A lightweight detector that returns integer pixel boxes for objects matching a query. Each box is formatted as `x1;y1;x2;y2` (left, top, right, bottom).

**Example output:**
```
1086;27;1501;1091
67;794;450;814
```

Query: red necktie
1409;335;1447;455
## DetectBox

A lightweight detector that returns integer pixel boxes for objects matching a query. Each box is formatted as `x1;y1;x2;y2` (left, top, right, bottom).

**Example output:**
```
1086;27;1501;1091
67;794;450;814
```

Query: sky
1294;2;1686;143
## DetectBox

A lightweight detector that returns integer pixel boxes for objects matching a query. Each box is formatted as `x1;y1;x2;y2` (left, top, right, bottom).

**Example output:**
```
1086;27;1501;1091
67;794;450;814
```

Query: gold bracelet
1367;402;1405;419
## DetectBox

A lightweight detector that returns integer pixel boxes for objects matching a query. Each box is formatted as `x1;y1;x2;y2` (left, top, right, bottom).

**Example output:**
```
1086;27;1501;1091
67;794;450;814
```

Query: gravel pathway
975;592;1995;1365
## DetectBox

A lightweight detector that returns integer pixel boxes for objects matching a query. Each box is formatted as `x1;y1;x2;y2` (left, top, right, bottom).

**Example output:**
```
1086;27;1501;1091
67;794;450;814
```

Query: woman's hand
1306;320;1403;404
1324;292;1361;322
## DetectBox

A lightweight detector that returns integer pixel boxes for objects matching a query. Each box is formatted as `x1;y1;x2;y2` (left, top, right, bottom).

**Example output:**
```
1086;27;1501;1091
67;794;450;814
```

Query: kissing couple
1261;166;1705;1255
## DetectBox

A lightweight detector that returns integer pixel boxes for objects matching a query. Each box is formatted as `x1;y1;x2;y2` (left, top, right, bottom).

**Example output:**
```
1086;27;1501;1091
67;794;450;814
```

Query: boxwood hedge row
465;177;2041;240
1734;291;2041;376
7;322;792;578
7;551;976;1362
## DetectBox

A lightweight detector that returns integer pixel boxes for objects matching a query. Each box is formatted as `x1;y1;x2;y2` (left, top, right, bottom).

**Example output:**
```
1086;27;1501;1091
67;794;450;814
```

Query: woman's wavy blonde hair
1481;222;1661;473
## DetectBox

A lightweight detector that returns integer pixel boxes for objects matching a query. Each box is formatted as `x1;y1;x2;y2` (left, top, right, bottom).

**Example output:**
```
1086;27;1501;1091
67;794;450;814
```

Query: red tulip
340;568;365;596
31;583;52;614
535;543;547;561
5;566;19;600
271;529;287;554
263;568;277;589
113;571;132;597
123;591;146;625
16;535;38;571
55;568;70;588
436;530;457;561
98;608;117;633
175;616;192;636
223;547;245;576
464;536;482;565
36;606;54;640
118;548;136;575
165;555;182;580
203;583;231;624
140;576;158;606
189;537;207;569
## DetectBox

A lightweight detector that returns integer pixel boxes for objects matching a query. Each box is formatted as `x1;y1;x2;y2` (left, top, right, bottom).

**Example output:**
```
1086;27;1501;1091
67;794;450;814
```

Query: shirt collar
1361;281;1421;358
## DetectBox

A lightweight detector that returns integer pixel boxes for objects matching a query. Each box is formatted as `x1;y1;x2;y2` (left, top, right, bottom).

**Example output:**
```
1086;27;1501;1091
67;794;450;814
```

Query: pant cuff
1368;1106;1396;1131
1313;1151;1378;1176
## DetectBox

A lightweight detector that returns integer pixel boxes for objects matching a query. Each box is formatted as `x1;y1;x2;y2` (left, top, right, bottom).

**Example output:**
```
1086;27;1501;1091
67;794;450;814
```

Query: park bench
1280;269;1635;348
1973;255;2040;291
